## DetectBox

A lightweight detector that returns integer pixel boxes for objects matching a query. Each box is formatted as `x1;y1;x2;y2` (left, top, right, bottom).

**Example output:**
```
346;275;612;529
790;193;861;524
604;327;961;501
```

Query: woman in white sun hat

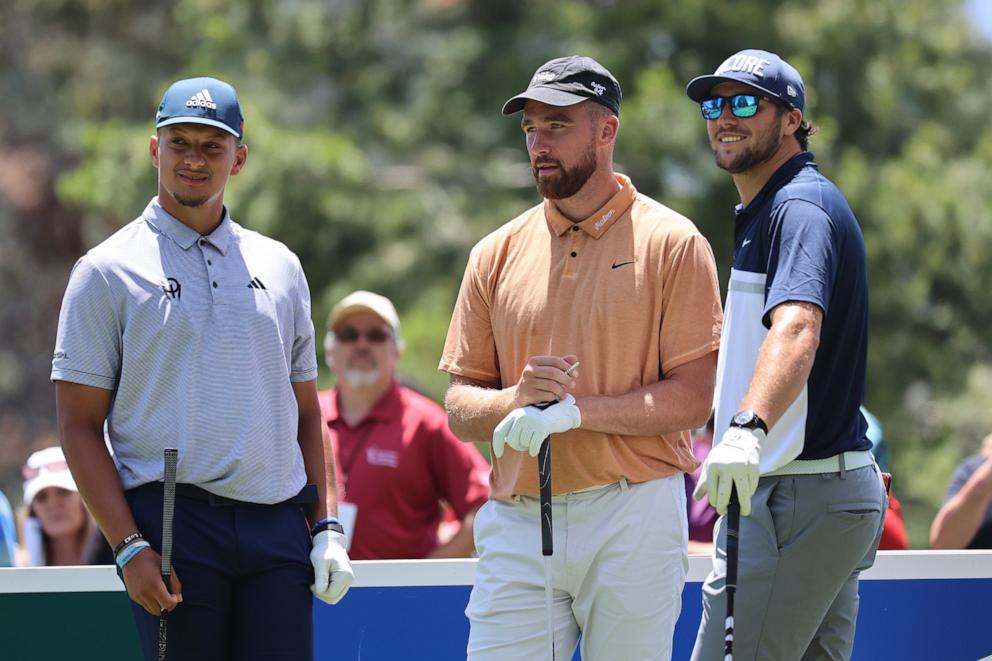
18;446;96;566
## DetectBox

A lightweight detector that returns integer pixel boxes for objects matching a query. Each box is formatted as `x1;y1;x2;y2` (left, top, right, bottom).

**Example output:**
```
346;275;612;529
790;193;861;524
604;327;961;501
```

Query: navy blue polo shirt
712;153;870;470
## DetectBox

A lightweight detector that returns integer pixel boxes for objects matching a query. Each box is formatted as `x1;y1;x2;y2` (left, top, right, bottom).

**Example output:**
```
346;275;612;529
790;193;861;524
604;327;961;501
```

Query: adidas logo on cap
186;89;217;111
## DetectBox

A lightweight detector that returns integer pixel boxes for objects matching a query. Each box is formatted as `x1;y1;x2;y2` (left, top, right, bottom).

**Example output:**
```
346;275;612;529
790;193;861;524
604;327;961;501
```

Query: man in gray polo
52;77;353;661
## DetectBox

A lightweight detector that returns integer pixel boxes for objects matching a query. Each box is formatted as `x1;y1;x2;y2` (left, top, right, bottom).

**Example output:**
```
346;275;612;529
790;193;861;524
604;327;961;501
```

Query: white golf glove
310;530;354;605
693;426;764;517
492;394;582;458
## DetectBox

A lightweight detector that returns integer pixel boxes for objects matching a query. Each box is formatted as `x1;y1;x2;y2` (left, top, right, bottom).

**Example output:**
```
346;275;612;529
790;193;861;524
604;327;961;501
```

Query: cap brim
329;304;399;332
156;116;241;138
24;473;77;507
501;87;592;115
685;74;784;104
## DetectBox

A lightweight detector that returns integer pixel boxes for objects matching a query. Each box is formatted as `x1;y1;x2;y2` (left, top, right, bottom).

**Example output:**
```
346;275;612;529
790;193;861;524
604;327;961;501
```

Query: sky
964;0;992;41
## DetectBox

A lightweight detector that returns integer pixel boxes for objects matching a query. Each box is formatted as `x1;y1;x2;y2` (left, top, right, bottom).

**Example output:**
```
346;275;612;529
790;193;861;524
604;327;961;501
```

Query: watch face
733;411;755;427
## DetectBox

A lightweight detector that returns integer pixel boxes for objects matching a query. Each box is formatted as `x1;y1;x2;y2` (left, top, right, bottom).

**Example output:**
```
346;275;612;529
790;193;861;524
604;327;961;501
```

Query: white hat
22;446;77;507
327;290;402;341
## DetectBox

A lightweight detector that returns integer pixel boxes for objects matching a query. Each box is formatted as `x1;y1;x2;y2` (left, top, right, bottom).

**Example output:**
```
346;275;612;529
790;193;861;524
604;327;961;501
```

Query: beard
532;143;598;200
713;122;783;175
343;367;381;387
172;192;209;208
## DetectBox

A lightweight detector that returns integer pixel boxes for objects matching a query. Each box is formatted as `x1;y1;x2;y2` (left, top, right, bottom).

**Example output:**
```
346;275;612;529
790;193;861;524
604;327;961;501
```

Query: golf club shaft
725;486;740;660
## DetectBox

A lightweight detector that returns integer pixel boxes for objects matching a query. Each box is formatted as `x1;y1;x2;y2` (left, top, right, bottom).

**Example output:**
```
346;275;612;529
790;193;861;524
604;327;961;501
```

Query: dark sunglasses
699;94;769;120
335;326;391;344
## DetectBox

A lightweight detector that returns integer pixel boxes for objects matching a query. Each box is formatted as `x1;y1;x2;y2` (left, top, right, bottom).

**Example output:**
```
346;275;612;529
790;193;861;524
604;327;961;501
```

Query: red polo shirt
318;382;490;560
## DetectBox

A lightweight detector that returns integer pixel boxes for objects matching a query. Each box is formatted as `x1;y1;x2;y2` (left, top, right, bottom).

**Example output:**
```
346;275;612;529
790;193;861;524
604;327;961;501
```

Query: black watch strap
730;410;769;434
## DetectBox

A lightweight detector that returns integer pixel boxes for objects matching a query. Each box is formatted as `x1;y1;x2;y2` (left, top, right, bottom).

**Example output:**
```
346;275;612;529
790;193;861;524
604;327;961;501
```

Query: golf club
725;485;741;661
535;402;555;661
159;448;178;661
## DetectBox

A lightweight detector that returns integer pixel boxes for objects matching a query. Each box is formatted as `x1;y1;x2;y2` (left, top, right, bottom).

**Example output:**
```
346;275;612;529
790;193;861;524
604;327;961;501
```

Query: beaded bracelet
114;532;143;557
116;540;151;569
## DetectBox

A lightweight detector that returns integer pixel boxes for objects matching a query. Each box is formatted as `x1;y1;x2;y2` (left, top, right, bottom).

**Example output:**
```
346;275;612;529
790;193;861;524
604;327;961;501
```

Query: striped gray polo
52;198;318;503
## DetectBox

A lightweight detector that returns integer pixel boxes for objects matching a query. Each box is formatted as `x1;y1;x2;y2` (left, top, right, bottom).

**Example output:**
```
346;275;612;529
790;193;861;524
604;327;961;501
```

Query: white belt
571;478;629;494
764;450;875;477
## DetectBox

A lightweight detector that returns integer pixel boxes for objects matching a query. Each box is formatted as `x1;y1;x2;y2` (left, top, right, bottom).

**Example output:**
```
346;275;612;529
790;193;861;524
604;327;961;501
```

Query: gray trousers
691;464;887;661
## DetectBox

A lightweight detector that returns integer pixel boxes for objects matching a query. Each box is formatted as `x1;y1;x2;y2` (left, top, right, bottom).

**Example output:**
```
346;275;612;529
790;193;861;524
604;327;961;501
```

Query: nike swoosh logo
742;239;752;247
611;260;635;269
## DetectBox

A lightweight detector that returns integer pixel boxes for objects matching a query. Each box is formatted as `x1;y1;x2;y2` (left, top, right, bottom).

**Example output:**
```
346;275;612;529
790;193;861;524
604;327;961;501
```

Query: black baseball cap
686;49;805;113
502;56;622;116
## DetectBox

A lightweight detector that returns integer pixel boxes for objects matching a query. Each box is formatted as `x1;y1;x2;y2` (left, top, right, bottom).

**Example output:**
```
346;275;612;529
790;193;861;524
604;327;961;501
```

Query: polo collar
545;174;637;238
143;197;235;255
736;152;816;219
326;381;403;427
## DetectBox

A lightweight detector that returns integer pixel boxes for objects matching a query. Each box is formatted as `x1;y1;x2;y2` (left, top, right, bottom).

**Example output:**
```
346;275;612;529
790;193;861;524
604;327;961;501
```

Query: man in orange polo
440;56;723;661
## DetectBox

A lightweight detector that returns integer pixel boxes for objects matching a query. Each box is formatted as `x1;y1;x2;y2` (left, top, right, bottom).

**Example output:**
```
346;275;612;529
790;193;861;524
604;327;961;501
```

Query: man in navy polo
52;77;353;660
685;51;887;659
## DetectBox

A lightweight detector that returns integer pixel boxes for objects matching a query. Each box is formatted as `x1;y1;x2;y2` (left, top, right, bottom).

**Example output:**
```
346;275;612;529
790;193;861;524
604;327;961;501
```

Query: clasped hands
493;356;582;458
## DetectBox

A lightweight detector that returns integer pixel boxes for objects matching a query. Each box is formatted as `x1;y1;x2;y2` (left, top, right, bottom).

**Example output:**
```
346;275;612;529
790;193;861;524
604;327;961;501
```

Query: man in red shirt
319;290;490;560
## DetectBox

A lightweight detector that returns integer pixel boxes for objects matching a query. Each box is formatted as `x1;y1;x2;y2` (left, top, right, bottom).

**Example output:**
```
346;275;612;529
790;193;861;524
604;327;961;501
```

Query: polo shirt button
207;259;212;265
199;239;206;246
212;282;218;288
571;226;580;232
570;251;577;257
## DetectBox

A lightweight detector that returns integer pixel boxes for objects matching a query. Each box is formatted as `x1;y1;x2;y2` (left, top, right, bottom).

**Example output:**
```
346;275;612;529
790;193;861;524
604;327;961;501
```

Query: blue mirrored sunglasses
700;94;766;120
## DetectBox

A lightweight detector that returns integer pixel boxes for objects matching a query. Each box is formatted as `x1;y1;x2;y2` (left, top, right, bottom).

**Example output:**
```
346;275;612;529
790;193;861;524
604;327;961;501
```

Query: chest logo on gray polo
162;277;181;300
247;277;267;290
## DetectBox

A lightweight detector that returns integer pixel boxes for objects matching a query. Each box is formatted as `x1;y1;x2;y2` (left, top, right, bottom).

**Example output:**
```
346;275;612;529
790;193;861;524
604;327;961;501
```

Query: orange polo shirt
440;174;723;500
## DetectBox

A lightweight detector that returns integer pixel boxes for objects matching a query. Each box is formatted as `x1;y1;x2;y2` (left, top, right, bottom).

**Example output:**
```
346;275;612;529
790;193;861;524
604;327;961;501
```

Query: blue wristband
116;540;151;569
310;517;344;537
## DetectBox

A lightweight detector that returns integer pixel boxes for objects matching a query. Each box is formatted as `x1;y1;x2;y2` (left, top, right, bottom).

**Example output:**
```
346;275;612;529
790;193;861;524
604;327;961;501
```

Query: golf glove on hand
693;426;764;517
310;530;354;605
492;394;581;458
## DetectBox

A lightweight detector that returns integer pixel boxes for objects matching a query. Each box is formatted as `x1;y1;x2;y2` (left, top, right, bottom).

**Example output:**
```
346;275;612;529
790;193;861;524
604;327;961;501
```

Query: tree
2;0;990;547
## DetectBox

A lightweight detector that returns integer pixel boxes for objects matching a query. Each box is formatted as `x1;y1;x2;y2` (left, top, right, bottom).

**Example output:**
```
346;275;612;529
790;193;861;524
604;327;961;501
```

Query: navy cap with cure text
155;77;245;139
686;49;805;113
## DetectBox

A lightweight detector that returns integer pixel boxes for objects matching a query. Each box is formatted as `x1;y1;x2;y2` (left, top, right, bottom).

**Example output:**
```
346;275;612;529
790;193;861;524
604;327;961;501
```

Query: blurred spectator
861;406;890;472
930;433;992;549
319;290;490;560
0;489;16;566
685;418;717;555
17;446;99;566
862;407;908;550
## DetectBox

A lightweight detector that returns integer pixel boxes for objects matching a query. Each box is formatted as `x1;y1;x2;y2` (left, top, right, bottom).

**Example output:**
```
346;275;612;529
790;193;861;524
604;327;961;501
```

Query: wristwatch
310;517;345;537
730;410;769;434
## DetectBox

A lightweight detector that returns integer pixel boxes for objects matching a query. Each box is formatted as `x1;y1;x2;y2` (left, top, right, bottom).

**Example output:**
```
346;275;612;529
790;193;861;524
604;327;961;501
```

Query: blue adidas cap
155;77;244;139
686;49;805;113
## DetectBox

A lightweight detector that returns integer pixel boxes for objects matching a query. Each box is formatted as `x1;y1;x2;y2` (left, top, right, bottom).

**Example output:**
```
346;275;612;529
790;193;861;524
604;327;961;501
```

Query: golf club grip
161;449;178;583
535;401;554;558
725;485;741;658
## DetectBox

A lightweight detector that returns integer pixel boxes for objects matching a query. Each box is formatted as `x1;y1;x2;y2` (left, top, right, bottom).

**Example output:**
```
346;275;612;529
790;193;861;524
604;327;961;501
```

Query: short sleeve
658;233;723;375
429;420;491;519
438;242;500;384
290;260;318;382
764;199;838;323
51;256;121;389
944;456;983;503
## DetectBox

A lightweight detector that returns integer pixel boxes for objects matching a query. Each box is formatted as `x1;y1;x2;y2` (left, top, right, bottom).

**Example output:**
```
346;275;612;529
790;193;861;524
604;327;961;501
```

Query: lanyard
337;419;379;492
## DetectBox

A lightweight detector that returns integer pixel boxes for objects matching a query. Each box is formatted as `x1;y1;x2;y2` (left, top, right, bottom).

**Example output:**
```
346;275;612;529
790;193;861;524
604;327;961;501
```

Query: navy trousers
124;485;314;661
